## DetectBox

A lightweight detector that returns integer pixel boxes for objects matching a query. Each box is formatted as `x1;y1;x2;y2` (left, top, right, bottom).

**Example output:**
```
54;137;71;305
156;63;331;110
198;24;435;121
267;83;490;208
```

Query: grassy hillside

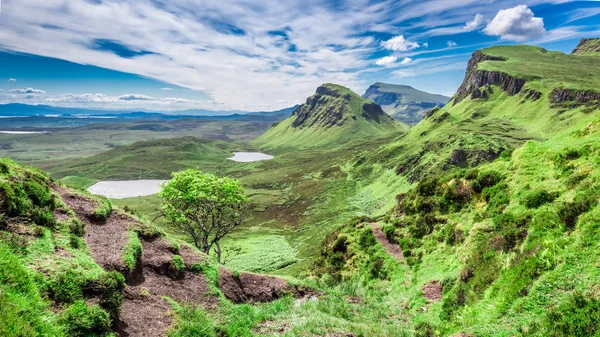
363;82;449;125
254;83;407;150
50;137;247;180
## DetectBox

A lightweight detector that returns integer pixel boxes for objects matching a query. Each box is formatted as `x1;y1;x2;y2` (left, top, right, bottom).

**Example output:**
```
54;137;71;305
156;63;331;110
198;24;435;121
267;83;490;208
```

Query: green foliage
30;207;57;229
160;169;249;261
167;304;216;337
88;271;126;320
68;218;86;236
557;189;598;229
483;182;510;216
58;300;111;337
50;269;88;304
93;197;112;222
0;181;32;216
171;255;185;274
191;261;219;289
0;243;62;337
539;293;600;337
24;180;54;209
521;189;558;208
123;231;142;271
471;170;503;193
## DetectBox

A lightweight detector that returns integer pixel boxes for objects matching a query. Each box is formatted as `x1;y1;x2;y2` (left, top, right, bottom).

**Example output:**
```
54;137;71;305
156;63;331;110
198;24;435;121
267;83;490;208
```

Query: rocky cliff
571;38;600;55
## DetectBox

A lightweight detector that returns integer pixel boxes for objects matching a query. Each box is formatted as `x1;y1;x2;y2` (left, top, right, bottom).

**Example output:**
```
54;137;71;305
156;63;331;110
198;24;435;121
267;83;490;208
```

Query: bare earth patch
370;223;404;261
422;281;443;302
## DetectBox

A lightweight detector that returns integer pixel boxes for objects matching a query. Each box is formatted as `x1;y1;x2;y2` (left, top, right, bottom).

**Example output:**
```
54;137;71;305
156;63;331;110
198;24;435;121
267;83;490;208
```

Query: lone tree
159;169;249;263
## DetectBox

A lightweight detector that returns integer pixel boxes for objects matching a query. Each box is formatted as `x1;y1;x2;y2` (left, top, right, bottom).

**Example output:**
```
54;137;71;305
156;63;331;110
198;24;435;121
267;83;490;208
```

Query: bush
123;231;142;271
69;218;86;236
58;300;111;337
0;181;32;216
93;198;112;222
24;180;53;209
170;255;185;276
87;271;126;320
417;176;439;196
557;190;598;229
539;293;600;337
50;269;87;304
483;182;510;216
30;207;57;229
472;170;503;193
521;189;558;209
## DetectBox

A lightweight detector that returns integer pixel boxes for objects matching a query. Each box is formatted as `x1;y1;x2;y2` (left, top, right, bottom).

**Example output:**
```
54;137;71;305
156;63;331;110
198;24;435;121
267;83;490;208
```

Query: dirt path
370;223;404;261
55;186;217;337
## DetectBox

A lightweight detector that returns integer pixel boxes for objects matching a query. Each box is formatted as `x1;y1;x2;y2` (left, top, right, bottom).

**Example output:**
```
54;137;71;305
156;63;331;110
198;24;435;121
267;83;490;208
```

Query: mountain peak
254;84;405;149
363;82;449;125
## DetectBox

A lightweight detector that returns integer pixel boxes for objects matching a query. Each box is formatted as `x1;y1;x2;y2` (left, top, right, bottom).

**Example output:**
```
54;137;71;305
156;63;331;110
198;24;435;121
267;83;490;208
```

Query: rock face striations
255;83;405;149
454;51;528;104
571;38;600;55
362;82;449;125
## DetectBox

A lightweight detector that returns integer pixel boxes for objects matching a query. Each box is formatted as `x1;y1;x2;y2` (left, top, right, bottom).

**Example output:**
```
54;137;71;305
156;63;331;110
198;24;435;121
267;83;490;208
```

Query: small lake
88;180;166;199
0;131;51;134
227;152;274;162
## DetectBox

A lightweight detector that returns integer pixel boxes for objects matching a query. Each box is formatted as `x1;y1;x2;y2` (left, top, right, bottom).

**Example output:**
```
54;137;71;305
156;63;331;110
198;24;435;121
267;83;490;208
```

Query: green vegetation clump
539;293;600;336
521;189;557;208
93;197;112;222
123;231;142;271
87;271;126;320
58;300;111;337
167;303;216;337
49;269;88;304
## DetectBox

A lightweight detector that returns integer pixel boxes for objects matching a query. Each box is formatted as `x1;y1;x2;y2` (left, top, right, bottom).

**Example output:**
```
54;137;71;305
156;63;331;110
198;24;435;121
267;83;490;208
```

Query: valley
2;38;600;337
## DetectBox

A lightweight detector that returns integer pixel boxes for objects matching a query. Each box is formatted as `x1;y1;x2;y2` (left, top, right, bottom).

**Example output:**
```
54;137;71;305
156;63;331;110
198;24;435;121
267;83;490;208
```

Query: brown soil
55;186;130;272
54;185;218;337
218;267;308;303
422;281;443;302
370;223;404;261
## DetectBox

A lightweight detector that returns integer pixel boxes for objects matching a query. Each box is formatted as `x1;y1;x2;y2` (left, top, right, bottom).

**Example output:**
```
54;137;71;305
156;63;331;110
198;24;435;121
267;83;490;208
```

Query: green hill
50;137;245;180
254;83;406;150
362;82;450;125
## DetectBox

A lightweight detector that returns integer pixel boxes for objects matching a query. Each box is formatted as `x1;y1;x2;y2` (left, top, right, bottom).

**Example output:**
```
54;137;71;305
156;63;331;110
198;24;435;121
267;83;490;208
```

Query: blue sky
0;0;599;112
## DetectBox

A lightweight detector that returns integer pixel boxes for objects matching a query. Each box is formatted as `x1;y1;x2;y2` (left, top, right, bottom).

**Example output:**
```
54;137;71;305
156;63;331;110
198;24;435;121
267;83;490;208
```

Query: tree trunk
214;240;222;264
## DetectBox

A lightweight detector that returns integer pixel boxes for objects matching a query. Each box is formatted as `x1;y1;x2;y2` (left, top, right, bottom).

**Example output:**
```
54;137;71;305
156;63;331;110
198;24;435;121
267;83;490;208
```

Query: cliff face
550;88;600;107
363;83;449;125
291;84;395;129
571;38;600;55
454;51;526;104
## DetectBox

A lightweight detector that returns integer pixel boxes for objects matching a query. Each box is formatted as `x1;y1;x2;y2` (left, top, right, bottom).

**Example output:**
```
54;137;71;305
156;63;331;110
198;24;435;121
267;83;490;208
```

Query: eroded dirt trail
54;186;217;337
370;223;404;262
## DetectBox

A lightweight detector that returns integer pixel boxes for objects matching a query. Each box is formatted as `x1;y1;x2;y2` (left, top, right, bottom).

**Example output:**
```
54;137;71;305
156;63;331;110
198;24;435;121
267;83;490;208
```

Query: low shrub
472;170;503;193
521;189;558;209
69;218;86;236
93;198;112;222
123;231;142;271
87;271;126;320
170;255;185;276
167;304;216;337
0;181;32;216
539;293;600;337
58;300;111;337
557;190;598;229
24;180;54;209
483;182;510;216
30;207;57;229
50;269;88;304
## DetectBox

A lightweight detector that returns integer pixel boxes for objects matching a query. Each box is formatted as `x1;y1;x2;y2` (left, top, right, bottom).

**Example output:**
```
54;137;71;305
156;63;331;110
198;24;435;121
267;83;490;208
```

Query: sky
0;0;599;112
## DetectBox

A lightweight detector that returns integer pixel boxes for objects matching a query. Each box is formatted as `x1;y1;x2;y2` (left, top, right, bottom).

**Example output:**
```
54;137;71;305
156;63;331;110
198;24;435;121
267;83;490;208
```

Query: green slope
254;83;407;150
50;137;245;180
362;82;450;125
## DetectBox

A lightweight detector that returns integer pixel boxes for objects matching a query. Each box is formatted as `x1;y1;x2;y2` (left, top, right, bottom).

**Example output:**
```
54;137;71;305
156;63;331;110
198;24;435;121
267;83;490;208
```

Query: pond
87;180;166;199
227;152;274;162
0;131;51;134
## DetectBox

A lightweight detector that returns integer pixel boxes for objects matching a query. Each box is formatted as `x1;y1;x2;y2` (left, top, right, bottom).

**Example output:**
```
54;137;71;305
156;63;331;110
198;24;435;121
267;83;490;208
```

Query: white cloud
484;5;545;41
422;42;429;48
400;57;412;65
118;94;153;101
374;56;397;66
7;78;17;82
9;87;46;94
464;13;484;32
160;87;174;91
447;41;458;48
381;35;420;51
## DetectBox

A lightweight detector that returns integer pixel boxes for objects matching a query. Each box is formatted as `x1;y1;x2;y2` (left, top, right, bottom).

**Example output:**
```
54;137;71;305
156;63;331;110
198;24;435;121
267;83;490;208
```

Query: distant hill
362;82;449;125
0;103;296;119
254;83;407;150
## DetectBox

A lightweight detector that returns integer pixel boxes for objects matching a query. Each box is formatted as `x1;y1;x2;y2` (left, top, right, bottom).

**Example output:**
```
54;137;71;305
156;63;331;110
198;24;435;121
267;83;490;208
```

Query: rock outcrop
571;38;600;55
550;88;600;107
454;51;527;104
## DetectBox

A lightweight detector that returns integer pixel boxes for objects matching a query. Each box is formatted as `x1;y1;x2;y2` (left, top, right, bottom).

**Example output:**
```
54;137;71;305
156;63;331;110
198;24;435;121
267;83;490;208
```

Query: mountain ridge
362;82;449;125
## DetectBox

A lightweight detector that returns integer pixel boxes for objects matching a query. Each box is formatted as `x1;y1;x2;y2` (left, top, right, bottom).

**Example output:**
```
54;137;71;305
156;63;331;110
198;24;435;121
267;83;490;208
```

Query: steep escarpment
362;82;449;125
254;83;406;150
571;38;600;54
454;51;526;104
